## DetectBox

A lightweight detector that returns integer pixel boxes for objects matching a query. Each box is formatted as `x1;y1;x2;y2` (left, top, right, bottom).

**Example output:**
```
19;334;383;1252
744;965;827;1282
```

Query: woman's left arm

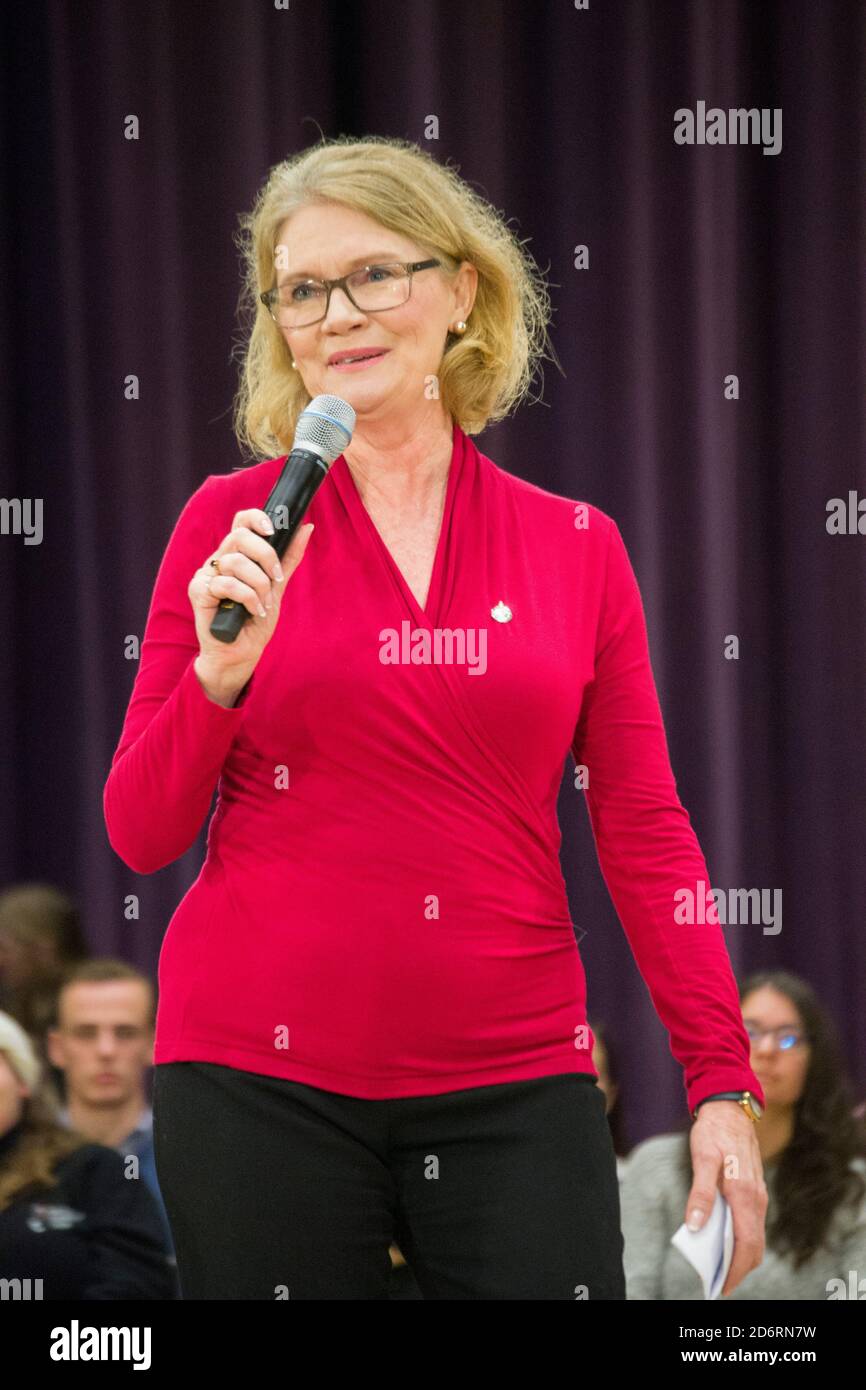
571;516;767;1290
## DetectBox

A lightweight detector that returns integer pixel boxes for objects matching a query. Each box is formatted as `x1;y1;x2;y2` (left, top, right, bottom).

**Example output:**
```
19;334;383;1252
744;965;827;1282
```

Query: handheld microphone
209;394;356;643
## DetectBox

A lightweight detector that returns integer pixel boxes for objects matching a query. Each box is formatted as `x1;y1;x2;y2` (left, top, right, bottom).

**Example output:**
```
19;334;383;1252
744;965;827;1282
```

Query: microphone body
208;394;355;644
208;449;329;643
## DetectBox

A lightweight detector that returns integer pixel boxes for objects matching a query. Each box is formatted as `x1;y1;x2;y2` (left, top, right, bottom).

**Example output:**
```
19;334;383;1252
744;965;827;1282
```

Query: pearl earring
452;321;467;334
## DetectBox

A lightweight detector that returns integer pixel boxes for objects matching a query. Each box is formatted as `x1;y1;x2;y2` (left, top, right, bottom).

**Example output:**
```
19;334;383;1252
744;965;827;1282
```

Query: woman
0;1011;177;1299
104;134;767;1300
620;972;866;1298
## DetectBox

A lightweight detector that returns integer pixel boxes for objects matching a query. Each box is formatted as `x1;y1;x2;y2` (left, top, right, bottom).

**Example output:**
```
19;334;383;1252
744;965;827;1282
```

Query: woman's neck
343;413;454;511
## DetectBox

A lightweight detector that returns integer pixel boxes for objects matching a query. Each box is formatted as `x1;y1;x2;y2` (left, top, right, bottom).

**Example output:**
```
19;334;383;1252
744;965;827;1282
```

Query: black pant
152;1061;625;1300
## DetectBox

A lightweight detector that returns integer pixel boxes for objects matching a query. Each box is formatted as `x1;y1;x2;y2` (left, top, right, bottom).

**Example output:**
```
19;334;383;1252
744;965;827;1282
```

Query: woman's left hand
686;1101;769;1296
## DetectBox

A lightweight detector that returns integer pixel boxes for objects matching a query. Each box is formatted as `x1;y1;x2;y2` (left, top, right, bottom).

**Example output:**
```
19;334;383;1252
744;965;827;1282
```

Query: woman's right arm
103;473;312;874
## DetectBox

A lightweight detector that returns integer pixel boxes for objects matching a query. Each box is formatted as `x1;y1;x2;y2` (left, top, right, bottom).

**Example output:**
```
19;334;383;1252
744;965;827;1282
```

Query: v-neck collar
329;420;466;629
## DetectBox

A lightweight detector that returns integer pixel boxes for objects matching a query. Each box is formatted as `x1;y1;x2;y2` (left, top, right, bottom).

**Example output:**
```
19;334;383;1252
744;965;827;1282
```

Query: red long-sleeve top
103;422;764;1113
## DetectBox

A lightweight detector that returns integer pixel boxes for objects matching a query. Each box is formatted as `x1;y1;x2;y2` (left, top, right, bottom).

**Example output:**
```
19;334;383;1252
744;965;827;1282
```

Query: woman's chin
323;378;391;408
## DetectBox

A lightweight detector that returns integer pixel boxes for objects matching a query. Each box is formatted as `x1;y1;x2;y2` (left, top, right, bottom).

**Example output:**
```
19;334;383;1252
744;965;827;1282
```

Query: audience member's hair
0;883;88;967
0;1038;86;1213
52;958;157;1031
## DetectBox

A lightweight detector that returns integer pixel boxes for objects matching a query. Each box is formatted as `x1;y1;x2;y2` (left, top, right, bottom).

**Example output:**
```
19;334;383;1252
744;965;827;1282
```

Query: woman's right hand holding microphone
189;509;315;708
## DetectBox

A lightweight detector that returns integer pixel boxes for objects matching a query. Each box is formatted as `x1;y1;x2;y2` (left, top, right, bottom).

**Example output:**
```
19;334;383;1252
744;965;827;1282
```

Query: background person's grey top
620;1132;866;1299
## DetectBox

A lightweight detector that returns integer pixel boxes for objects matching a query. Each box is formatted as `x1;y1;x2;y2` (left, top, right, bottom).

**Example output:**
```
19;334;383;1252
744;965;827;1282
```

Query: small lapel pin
490;600;513;623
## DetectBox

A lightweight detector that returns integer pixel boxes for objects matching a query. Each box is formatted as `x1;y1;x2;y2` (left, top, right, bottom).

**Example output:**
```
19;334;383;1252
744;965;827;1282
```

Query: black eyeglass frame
260;259;442;328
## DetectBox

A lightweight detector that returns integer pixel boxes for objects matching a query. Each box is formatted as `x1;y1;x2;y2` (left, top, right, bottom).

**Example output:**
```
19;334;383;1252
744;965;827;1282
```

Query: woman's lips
328;350;390;372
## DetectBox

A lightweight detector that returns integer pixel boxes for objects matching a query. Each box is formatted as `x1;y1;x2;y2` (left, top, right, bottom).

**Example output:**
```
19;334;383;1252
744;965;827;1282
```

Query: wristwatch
692;1090;763;1123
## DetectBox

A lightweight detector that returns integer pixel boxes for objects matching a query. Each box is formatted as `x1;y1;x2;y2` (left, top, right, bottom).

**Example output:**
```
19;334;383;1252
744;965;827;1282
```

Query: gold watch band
693;1091;762;1122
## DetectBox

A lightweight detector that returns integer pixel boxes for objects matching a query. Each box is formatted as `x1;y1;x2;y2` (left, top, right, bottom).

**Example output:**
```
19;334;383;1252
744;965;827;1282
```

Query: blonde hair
231;134;560;461
0;1053;86;1213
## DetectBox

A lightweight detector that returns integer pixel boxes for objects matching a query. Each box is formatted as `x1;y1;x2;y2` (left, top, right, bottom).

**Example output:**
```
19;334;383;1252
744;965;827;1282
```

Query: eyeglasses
745;1023;808;1051
260;259;442;330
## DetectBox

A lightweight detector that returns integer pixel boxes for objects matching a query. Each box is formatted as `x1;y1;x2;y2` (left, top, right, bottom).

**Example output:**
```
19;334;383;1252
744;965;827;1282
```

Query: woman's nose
323;286;365;326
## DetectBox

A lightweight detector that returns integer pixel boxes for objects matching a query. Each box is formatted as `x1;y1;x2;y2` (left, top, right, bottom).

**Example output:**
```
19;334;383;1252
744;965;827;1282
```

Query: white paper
671;1190;735;1299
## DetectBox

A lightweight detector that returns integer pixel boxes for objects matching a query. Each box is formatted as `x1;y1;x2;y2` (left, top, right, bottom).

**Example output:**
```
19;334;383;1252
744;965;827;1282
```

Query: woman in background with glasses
619;970;866;1299
104;134;769;1300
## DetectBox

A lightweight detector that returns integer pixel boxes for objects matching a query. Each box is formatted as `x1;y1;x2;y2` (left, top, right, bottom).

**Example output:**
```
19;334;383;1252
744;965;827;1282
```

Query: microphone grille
293;395;356;466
